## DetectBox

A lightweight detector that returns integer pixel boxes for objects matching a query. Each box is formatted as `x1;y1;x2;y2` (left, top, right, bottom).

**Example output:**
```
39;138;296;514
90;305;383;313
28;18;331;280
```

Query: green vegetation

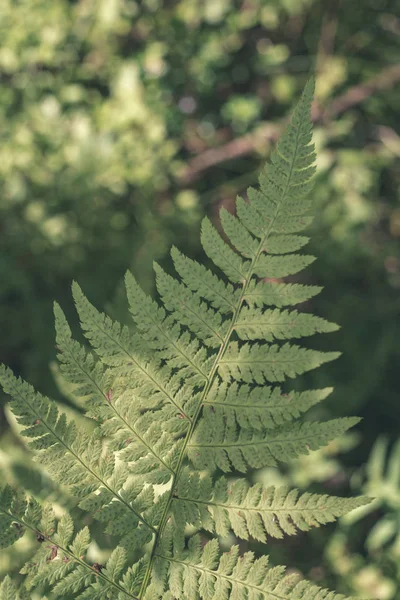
1;0;399;597
0;82;371;599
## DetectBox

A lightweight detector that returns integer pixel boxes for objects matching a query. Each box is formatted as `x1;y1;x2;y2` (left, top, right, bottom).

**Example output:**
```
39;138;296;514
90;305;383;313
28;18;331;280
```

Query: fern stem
139;217;282;595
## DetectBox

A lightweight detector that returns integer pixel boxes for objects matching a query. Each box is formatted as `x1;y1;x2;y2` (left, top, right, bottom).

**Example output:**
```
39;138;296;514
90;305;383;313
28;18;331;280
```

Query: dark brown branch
316;1;340;65
179;65;400;185
325;64;400;118
179;123;280;185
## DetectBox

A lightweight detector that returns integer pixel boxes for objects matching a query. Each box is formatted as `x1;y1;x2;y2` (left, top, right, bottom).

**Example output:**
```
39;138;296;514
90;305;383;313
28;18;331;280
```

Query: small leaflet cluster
0;80;370;599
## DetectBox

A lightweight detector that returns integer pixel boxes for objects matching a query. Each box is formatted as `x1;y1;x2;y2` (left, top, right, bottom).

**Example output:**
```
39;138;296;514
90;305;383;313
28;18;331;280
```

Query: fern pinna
0;80;370;599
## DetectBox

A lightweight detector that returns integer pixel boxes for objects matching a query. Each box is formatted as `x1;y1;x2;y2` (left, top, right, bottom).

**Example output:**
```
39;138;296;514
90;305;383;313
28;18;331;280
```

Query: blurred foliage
1;0;400;595
323;436;400;599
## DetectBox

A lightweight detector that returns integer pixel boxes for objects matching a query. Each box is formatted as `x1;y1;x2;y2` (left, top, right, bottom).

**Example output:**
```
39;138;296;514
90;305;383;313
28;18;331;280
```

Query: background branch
180;65;400;185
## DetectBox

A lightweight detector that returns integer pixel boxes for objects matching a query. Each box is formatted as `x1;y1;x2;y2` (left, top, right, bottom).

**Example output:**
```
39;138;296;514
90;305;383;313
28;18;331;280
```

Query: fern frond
188;409;359;472
54;302;113;417
72;281;195;419
0;486;141;599
125;271;213;379
234;306;339;341
201;217;251;284
0;576;29;600
0;80;370;599
253;253;316;278
203;380;333;430
154;264;228;348
219;207;259;258
54;303;179;483
0;366;158;547
149;531;356;600
243;280;322;308
171;246;239;314
219;341;340;383
172;469;370;542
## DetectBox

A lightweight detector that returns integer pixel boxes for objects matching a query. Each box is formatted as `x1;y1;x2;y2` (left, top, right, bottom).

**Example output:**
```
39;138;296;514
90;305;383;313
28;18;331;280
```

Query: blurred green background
0;0;400;597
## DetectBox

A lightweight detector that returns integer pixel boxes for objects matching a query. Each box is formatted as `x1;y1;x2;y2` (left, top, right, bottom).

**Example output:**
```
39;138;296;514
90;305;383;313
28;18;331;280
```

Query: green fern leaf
0;576;30;600
72;280;200;417
203;380;333;429
154;264;228;348
171;246;239;314
0;576;17;600
0;487;142;598
55;302;179;483
201;217;251;283
234;306;339;341
219;341;340;383
188;411;360;472
0;79;370;600
125;270;212;378
54;302;110;416
173;469;370;542
0;366;159;549
150;530;357;600
252;253;316;278
244;280;322;308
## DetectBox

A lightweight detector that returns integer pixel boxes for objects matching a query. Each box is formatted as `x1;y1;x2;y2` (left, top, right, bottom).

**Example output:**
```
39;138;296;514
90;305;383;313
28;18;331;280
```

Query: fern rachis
0;79;371;599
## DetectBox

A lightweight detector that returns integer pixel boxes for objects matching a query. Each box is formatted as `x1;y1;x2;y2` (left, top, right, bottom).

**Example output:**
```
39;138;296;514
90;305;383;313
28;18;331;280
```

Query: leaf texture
219;342;340;383
234;307;339;341
188;411;360;472
149;531;357;600
173;469;371;542
0;489;141;598
203;380;333;430
0;365;160;549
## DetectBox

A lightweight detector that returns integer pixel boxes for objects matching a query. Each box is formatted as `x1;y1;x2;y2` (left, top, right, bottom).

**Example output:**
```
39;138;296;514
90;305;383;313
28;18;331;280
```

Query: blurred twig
316;0;340;70
180;65;400;185
179;123;280;185
324;64;400;119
